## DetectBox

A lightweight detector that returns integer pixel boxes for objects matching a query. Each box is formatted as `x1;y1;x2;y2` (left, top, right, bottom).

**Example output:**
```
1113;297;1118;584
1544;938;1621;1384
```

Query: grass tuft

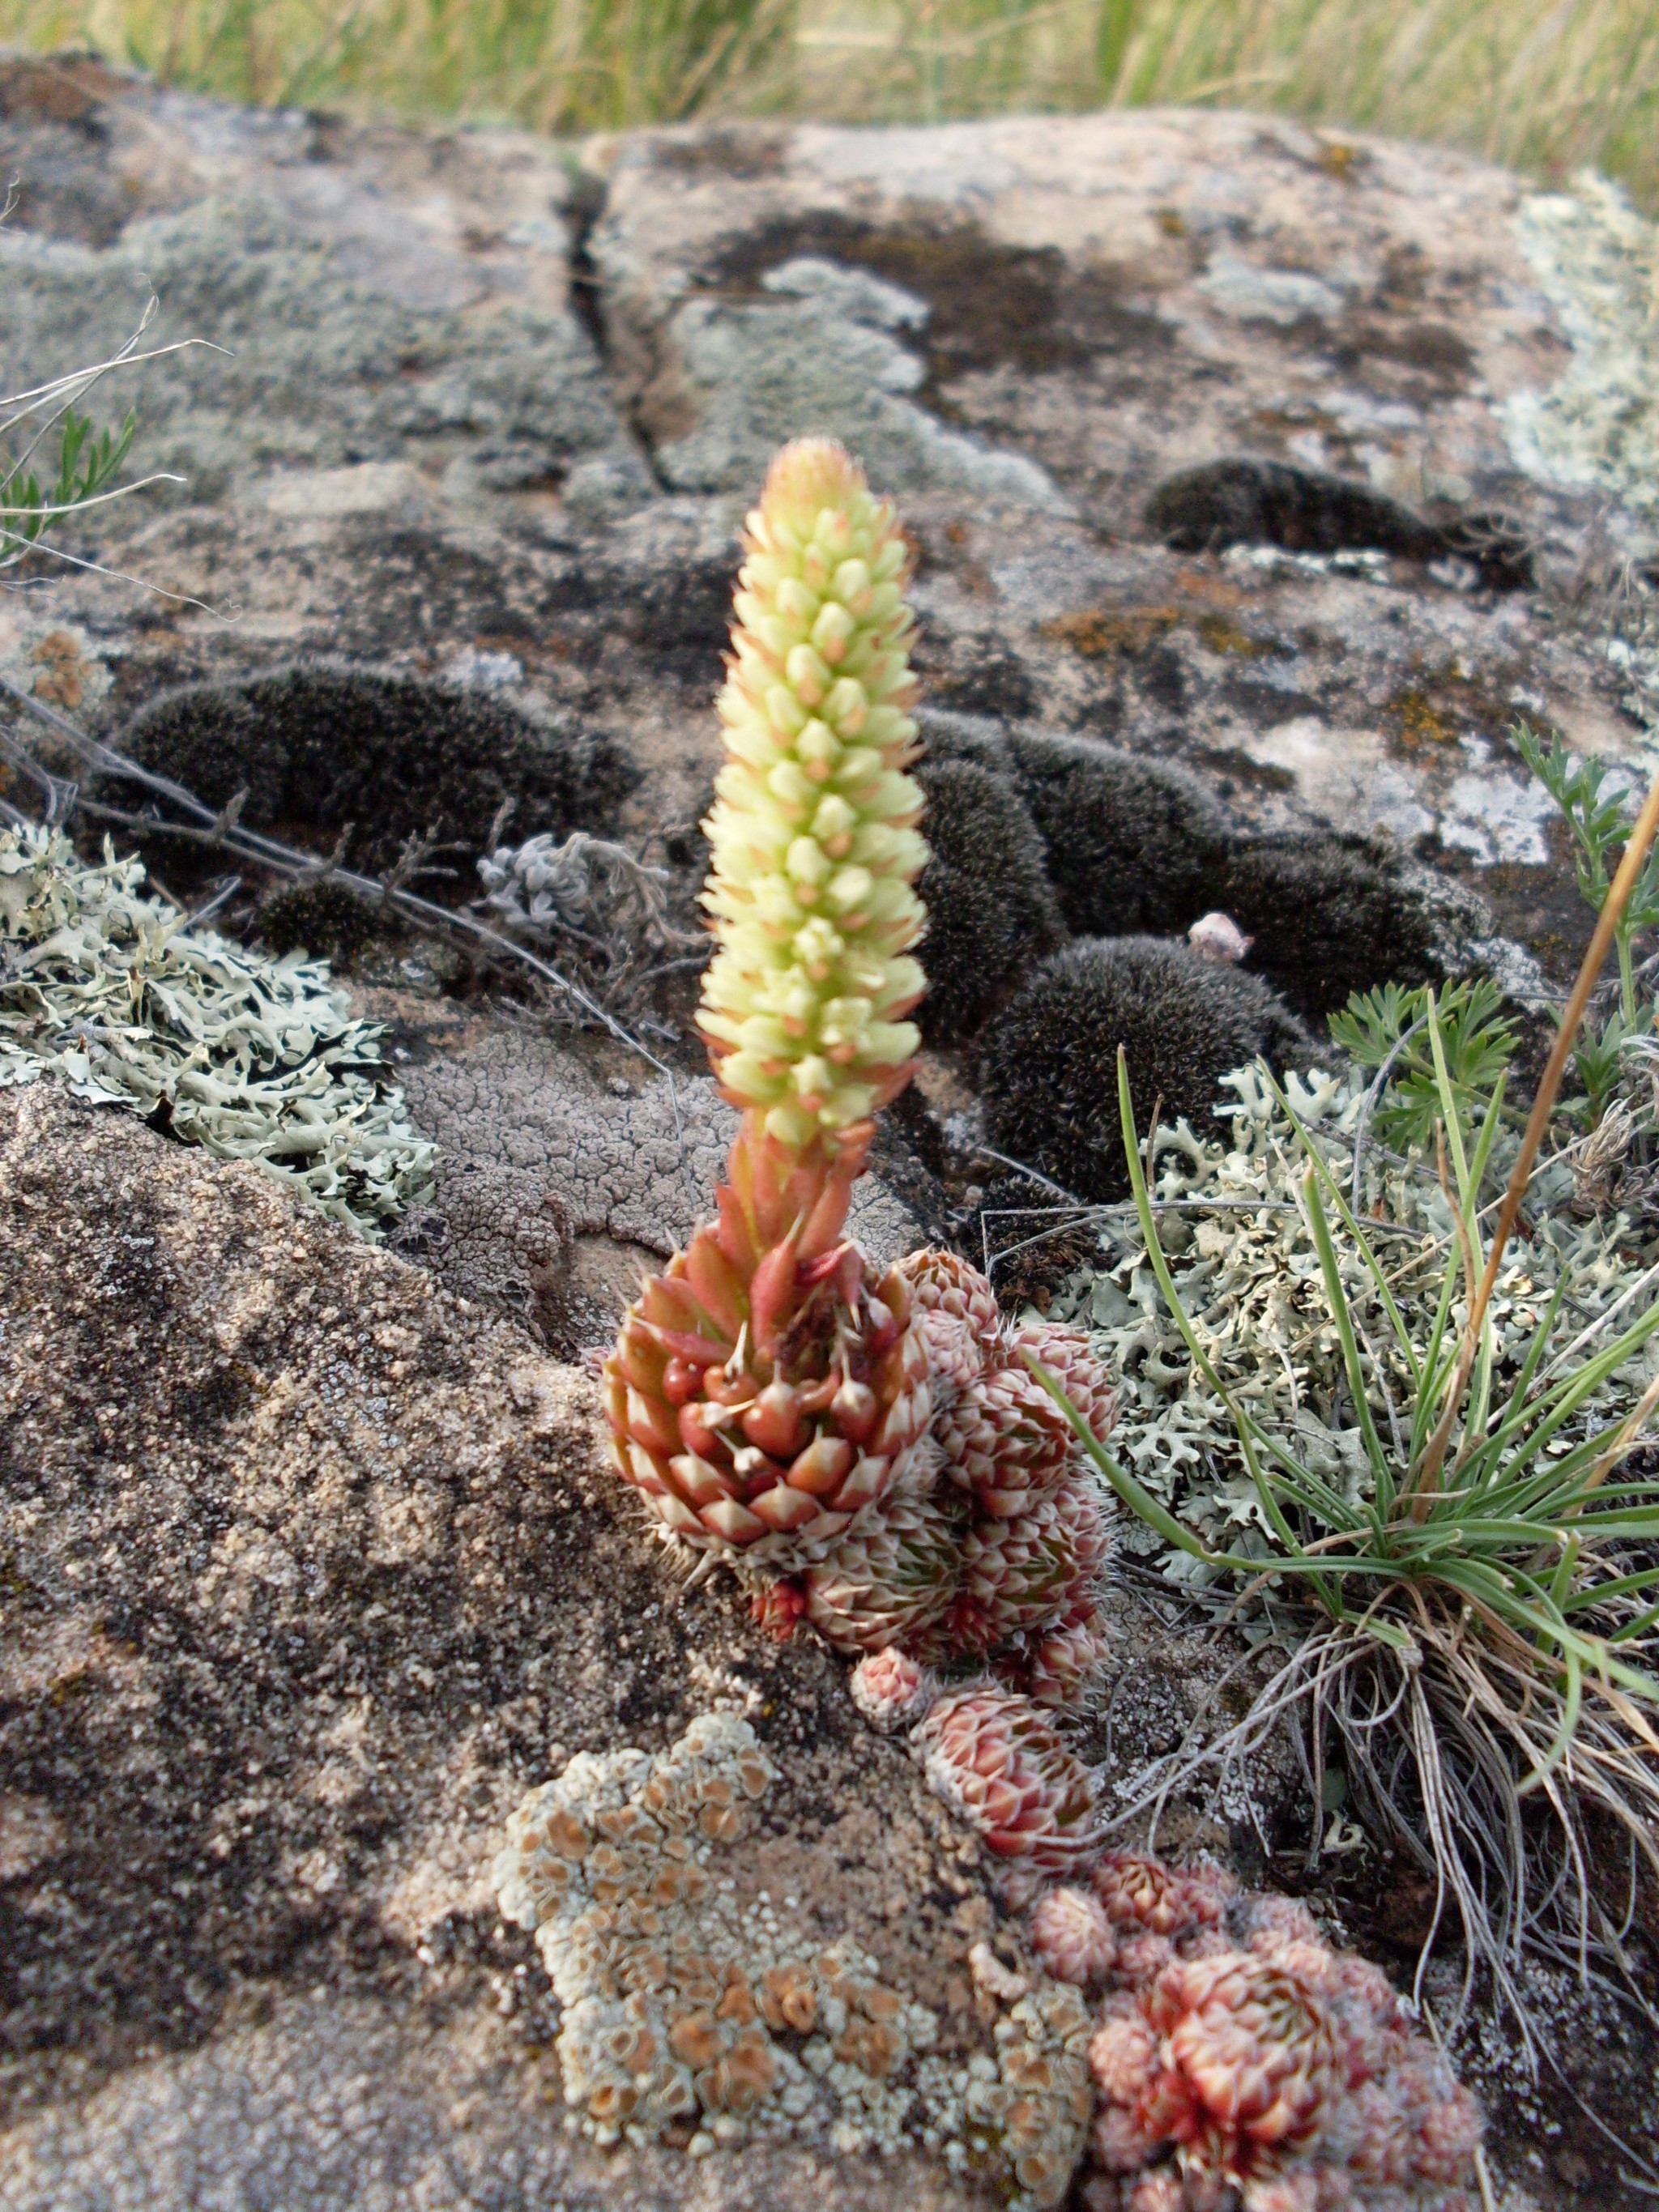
1;0;1657;207
1026;766;1659;2046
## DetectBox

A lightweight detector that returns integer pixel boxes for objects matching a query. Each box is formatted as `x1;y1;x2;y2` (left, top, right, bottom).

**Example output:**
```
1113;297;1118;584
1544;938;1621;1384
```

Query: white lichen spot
0;826;432;1234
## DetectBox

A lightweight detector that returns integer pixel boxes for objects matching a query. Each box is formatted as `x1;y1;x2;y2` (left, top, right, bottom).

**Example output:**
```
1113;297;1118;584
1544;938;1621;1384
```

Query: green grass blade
1300;1162;1392;1490
1265;1068;1422;1404
1425;988;1473;1203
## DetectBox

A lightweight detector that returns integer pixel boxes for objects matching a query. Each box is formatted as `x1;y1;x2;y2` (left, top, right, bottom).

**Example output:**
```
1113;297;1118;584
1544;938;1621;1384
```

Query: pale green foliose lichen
0;825;433;1234
1047;1064;1659;1579
493;1711;1092;2207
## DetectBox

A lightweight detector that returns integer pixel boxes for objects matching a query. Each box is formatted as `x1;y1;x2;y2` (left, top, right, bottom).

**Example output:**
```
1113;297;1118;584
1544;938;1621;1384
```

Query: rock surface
0;1083;1004;2210
3;49;1659;2210
0;55;1650;963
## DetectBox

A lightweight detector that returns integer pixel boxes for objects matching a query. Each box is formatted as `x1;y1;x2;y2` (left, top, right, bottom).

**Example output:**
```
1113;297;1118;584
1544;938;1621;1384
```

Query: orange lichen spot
761;1963;819;2033
721;2033;778;2108
587;2081;638;2124
620;1947;669;1993
717;1975;759;2026
669;2010;724;2068
1010;2043;1062;2091
1193;611;1275;658
835;2018;902;2078
596;1804;659;1843
1388;686;1457;748
541;1809;591;1859
1040;607;1177;658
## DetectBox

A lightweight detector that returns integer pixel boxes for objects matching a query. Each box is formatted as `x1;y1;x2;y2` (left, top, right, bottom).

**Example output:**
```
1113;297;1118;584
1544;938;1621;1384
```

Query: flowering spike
603;445;933;1566
699;440;927;1138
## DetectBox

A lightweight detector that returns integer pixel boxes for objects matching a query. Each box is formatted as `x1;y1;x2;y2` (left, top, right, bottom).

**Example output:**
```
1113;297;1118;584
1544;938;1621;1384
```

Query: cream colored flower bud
697;441;928;1137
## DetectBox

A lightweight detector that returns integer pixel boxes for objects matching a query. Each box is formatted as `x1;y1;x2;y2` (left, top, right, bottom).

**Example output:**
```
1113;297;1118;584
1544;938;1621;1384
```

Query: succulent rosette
800;1488;961;1652
1080;1895;1483;2211
914;1683;1098;1870
1000;1611;1112;1707
604;441;933;1562
1030;1884;1118;1987
849;1648;938;1732
934;1361;1076;1516
918;1493;1092;1661
1089;1952;1341;2198
1093;1852;1237;1942
1012;1320;1120;1449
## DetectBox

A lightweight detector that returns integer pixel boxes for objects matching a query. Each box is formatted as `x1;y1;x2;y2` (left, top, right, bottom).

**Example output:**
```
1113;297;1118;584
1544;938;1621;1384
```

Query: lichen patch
497;1712;1093;2205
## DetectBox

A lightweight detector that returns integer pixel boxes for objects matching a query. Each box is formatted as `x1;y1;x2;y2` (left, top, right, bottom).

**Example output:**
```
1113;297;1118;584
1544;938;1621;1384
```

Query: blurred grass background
2;0;1656;205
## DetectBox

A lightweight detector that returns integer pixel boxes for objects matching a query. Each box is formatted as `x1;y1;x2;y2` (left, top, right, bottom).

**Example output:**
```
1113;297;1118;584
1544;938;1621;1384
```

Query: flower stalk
603;441;935;1561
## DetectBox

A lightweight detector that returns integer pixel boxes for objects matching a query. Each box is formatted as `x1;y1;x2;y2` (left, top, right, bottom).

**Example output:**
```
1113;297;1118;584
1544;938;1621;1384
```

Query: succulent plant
1072;1876;1483;2212
1088;1950;1341;2199
999;1611;1112;1708
898;1246;1005;1345
784;1249;1115;1669
933;1362;1076;1516
799;1487;961;1653
1092;1853;1237;1941
914;1683;1098;1870
1030;1884;1118;1988
695;437;928;1149
919;1487;1098;1662
606;1133;934;1553
849;1648;938;1732
1009;1322;1120;1451
604;441;936;1562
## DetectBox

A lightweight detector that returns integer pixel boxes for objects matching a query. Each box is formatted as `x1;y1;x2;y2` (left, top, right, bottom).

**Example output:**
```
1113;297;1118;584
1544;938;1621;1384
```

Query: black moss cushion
113;660;637;886
981;936;1316;1201
915;755;1066;1045
1220;834;1440;1025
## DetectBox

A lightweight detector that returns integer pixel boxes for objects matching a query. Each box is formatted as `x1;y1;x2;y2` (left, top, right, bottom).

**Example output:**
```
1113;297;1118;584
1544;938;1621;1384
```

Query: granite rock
0;1081;1004;2210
